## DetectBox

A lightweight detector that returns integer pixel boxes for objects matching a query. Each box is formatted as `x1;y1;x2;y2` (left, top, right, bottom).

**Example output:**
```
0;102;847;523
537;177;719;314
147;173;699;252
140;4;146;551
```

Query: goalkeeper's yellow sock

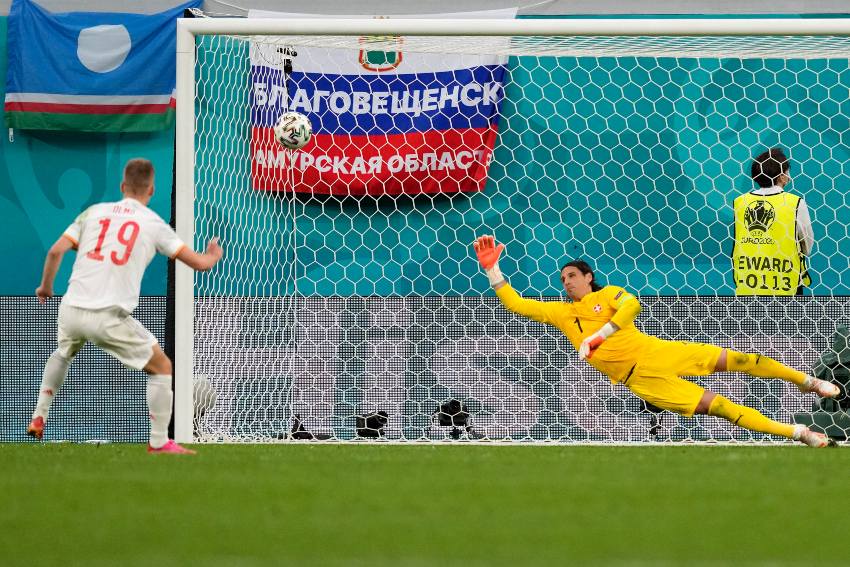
708;394;795;438
726;350;807;386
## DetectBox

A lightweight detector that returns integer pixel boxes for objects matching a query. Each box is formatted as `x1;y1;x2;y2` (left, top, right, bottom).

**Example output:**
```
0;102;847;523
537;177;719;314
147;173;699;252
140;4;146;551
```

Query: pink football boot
147;439;196;455
27;416;44;440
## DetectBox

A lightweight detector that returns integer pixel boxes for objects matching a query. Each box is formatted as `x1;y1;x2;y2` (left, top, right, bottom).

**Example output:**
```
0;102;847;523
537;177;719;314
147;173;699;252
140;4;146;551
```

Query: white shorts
57;303;158;370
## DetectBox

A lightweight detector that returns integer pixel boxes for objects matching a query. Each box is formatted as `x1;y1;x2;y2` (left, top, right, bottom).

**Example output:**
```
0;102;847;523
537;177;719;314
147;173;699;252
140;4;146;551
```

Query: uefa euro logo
744;200;776;233
358;20;403;72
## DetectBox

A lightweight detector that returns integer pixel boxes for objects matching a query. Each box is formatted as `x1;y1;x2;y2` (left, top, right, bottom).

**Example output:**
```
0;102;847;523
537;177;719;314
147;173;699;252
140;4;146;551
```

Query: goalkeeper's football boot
799;376;841;399
797;426;838;448
147;439;196;455
26;416;44;440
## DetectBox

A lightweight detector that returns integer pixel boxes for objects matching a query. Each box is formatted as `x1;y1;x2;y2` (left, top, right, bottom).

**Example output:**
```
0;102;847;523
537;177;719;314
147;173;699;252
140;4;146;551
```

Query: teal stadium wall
194;33;850;297
3;16;850;298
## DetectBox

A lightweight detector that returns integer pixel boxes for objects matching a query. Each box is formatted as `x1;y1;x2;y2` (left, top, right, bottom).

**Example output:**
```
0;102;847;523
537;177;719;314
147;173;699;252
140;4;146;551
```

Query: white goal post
175;17;850;443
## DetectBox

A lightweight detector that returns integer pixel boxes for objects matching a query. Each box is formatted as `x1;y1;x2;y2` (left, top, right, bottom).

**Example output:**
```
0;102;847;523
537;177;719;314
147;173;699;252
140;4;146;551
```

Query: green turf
1;444;848;566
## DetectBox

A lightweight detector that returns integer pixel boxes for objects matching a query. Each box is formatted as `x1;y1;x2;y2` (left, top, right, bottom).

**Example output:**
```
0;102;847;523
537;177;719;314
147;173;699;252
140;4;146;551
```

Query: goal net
177;18;850;443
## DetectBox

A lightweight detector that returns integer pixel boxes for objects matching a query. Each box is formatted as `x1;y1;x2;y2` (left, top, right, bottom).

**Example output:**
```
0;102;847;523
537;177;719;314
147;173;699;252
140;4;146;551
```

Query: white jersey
61;198;185;313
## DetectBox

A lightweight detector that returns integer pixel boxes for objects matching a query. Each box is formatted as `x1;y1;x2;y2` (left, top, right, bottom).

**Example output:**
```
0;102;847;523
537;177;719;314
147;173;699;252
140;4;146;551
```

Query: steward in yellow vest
733;148;813;296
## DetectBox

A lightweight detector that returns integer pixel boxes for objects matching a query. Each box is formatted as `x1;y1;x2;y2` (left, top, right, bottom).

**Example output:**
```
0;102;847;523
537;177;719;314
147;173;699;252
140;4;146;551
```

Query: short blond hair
123;158;155;194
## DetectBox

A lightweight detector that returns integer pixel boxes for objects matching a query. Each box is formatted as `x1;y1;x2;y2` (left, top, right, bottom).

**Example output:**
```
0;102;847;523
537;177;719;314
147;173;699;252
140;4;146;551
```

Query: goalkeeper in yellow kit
473;235;840;447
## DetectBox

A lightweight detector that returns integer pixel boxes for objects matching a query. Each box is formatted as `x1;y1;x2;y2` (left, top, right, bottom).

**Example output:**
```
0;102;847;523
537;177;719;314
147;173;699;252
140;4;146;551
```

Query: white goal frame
174;17;850;443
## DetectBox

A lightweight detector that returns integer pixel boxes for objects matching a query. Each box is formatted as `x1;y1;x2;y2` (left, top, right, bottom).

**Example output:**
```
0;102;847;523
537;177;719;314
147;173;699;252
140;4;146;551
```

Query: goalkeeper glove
473;235;506;287
579;322;619;360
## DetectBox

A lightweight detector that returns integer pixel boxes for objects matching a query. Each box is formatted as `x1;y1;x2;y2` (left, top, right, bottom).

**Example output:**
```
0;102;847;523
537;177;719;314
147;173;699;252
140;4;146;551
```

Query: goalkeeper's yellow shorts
622;340;723;417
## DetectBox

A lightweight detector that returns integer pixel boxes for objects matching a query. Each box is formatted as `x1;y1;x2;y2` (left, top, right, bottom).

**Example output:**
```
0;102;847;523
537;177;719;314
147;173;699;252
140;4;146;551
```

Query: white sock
147;374;173;449
33;351;71;421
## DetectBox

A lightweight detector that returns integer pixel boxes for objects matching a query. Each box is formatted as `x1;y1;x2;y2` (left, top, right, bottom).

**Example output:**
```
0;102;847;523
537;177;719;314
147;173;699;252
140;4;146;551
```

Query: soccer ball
193;374;217;420
273;111;312;150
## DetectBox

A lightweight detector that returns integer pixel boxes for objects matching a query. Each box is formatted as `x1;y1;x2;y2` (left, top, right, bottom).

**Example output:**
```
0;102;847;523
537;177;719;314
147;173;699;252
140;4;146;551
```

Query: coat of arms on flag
358;34;404;72
248;9;516;196
4;0;200;132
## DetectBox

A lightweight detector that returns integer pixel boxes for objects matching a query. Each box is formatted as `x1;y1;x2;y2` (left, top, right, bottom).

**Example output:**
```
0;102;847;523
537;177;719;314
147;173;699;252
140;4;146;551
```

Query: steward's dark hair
751;148;789;188
560;260;603;292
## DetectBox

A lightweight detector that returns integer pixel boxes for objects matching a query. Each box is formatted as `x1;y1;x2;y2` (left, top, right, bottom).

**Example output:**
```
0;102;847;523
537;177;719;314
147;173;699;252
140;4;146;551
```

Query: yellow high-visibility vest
732;191;809;295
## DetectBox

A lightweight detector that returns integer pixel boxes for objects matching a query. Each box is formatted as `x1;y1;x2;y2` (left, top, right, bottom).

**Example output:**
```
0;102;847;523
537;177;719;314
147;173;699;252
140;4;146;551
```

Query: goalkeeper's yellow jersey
495;283;657;383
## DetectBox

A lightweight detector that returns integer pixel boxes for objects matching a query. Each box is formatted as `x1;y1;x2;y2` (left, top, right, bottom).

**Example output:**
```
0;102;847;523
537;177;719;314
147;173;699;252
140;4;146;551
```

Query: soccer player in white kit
28;158;223;454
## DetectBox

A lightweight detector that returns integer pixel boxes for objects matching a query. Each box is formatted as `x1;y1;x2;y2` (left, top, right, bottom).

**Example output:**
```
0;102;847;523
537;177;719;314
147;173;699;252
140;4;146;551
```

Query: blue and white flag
4;0;200;132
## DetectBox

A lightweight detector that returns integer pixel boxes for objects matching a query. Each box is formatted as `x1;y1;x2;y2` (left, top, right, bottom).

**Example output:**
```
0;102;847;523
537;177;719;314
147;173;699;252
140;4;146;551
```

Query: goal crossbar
177;18;850;39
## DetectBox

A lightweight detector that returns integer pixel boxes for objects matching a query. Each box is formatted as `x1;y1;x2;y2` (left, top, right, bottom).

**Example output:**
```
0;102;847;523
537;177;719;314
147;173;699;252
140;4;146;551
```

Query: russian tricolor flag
249;9;515;197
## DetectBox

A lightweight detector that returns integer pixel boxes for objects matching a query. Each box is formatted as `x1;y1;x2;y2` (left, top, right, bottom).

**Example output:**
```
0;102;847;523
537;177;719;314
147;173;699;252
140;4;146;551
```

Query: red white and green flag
4;0;200;132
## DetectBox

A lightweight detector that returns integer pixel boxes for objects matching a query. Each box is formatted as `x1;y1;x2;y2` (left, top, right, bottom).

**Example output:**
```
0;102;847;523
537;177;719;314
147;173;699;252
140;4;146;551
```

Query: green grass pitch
2;443;848;566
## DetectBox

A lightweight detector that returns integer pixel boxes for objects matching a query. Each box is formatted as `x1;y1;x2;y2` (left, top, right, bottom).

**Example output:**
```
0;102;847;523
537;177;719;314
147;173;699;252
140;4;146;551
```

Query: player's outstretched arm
36;236;75;304
473;235;556;325
175;237;224;272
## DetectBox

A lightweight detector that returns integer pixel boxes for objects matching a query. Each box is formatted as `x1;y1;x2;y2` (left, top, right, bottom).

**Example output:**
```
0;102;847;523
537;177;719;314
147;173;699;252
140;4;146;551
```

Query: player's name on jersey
111;204;136;215
253;82;503;116
254;149;493;175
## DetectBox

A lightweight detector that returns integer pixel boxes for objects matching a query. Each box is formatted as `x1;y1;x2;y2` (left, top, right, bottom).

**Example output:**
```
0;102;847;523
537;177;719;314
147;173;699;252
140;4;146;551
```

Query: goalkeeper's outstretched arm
473;235;554;325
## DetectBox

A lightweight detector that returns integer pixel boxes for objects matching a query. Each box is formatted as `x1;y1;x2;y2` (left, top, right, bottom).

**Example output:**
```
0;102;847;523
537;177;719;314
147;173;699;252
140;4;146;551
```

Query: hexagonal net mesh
190;31;850;443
